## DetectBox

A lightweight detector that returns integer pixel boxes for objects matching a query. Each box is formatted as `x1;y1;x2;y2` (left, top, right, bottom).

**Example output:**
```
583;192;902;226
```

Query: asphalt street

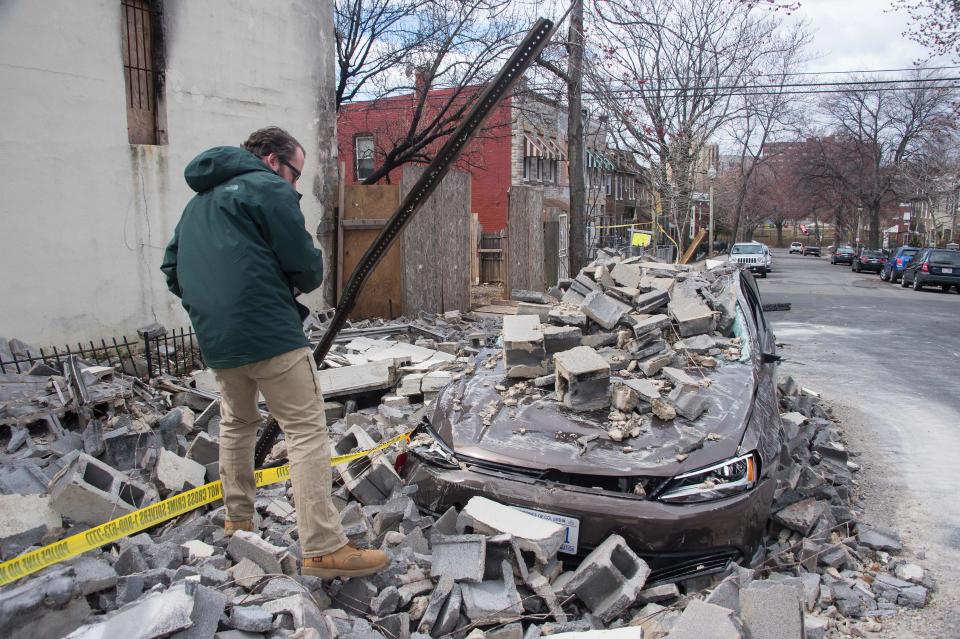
758;249;960;636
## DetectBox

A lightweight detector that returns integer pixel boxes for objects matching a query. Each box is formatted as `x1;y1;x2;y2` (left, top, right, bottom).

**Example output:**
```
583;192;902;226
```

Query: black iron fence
0;327;205;381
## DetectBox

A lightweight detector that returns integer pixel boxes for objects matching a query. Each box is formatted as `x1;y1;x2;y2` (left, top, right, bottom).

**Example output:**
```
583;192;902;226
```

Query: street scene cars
728;242;772;277
852;249;886;273
900;248;960;292
830;246;855;265
881;245;922;283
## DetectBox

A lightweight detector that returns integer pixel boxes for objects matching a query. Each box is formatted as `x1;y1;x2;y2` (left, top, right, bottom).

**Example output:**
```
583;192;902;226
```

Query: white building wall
0;0;336;347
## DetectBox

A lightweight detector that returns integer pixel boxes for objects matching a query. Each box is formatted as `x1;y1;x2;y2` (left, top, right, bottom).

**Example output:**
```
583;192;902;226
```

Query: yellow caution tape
0;428;414;586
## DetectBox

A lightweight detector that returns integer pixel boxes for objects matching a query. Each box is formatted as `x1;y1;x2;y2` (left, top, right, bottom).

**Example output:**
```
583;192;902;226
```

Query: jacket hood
184;146;273;193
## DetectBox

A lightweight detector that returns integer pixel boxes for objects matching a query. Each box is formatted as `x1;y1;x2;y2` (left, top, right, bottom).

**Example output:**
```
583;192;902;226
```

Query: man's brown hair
242;127;304;163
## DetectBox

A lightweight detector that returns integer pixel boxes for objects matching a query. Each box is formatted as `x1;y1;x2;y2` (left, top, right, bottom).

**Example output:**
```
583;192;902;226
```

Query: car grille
458;455;671;499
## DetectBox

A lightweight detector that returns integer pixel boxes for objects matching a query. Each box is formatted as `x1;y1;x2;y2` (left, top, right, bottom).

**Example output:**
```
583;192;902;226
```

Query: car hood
429;350;757;478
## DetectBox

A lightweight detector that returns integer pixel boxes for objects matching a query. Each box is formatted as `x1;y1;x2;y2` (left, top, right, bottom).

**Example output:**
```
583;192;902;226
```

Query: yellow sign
0;429;414;586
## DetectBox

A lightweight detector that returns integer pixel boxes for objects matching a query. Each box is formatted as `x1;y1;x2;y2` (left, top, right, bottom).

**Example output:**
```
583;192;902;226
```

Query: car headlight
657;452;759;504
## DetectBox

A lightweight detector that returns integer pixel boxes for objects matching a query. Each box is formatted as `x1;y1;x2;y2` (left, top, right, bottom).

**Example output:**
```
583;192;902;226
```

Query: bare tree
893;0;960;61
339;0;526;185
587;0;802;255
811;74;957;248
335;0;430;110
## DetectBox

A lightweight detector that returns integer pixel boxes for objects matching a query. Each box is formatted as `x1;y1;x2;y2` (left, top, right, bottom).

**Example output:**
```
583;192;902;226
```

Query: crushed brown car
402;256;783;585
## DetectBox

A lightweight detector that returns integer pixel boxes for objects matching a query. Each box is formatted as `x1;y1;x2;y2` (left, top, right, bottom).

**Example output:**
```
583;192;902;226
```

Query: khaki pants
212;347;348;557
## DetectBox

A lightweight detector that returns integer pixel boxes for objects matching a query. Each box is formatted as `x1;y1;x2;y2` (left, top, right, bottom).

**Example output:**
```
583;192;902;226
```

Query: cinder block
554;347;610;412
503;315;547;379
49;451;157;525
580;291;631;330
431;534;487;583
561;534;651;622
332;425;402;506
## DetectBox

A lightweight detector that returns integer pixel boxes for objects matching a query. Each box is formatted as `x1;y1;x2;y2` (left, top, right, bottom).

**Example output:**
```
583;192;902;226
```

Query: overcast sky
787;0;951;73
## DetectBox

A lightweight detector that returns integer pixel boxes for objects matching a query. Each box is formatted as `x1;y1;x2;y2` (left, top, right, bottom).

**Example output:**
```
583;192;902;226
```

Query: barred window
355;135;375;181
121;0;165;145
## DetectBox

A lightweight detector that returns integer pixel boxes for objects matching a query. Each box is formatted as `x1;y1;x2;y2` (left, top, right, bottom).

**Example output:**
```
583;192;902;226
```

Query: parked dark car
880;246;921;283
900;248;960;292
803;245;821;256
852;249;886;273
405;271;782;585
830;246;855;265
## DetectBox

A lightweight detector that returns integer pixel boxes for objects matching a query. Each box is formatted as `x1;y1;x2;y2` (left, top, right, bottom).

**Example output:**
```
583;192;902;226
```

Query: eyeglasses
278;157;301;183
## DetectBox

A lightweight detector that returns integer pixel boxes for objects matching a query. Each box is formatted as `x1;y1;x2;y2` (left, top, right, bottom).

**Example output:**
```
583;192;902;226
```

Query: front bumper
404;456;775;581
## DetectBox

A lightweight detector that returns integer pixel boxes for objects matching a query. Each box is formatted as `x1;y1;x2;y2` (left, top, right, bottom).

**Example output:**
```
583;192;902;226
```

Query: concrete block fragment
186;431;219;466
461;561;524;624
638;351;673;377
418;576;455;635
554;347;611;412
664;600;742;639
229;605;273;632
432;583;463;638
101;427;159;471
176;583;228;639
668;292;715;338
458;496;565;563
562;534;650;622
667;385;707;421
543;326;584;355
857;526;902;552
0;493;62;558
548;307;588;328
580;291;632;330
626;313;671;337
740;581;803;639
503;315;547;379
262;593;324;630
49;451;157;525
431;534;486;583
773;498;828;536
226;530;290;575
633;290;670;314
155;449;207;493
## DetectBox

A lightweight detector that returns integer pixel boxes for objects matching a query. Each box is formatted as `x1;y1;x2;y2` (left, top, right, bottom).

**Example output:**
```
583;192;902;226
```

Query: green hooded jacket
161;146;322;369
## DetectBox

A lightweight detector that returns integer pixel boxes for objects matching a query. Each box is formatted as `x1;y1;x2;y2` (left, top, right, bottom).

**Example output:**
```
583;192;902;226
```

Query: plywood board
400;166;471;315
506;185;546;293
340;184;403;320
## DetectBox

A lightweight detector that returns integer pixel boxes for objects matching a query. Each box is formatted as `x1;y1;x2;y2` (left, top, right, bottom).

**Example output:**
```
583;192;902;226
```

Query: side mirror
761;352;781;364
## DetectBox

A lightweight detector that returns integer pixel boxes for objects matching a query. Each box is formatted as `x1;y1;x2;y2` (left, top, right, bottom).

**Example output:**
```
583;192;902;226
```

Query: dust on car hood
430;350;757;478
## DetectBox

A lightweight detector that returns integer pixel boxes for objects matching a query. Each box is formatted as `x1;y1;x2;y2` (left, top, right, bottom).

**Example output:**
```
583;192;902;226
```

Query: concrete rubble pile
0;254;932;639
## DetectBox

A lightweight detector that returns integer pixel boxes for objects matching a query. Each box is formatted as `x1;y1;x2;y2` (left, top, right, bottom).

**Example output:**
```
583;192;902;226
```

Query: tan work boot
224;519;255;537
301;544;390;579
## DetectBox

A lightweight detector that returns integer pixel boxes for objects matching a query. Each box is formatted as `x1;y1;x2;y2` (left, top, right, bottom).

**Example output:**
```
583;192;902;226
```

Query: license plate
517;507;580;554
944;268;953;274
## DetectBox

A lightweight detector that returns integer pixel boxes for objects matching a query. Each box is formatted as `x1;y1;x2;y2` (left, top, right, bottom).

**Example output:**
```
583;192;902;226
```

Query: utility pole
566;0;586;274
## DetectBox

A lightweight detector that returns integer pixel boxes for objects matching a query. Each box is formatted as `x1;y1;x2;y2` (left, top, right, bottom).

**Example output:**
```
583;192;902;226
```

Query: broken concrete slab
457;496;565;563
554;346;611;412
580;291;632;330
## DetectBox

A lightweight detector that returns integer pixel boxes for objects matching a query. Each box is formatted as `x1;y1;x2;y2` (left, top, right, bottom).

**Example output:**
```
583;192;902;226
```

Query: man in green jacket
162;127;388;579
